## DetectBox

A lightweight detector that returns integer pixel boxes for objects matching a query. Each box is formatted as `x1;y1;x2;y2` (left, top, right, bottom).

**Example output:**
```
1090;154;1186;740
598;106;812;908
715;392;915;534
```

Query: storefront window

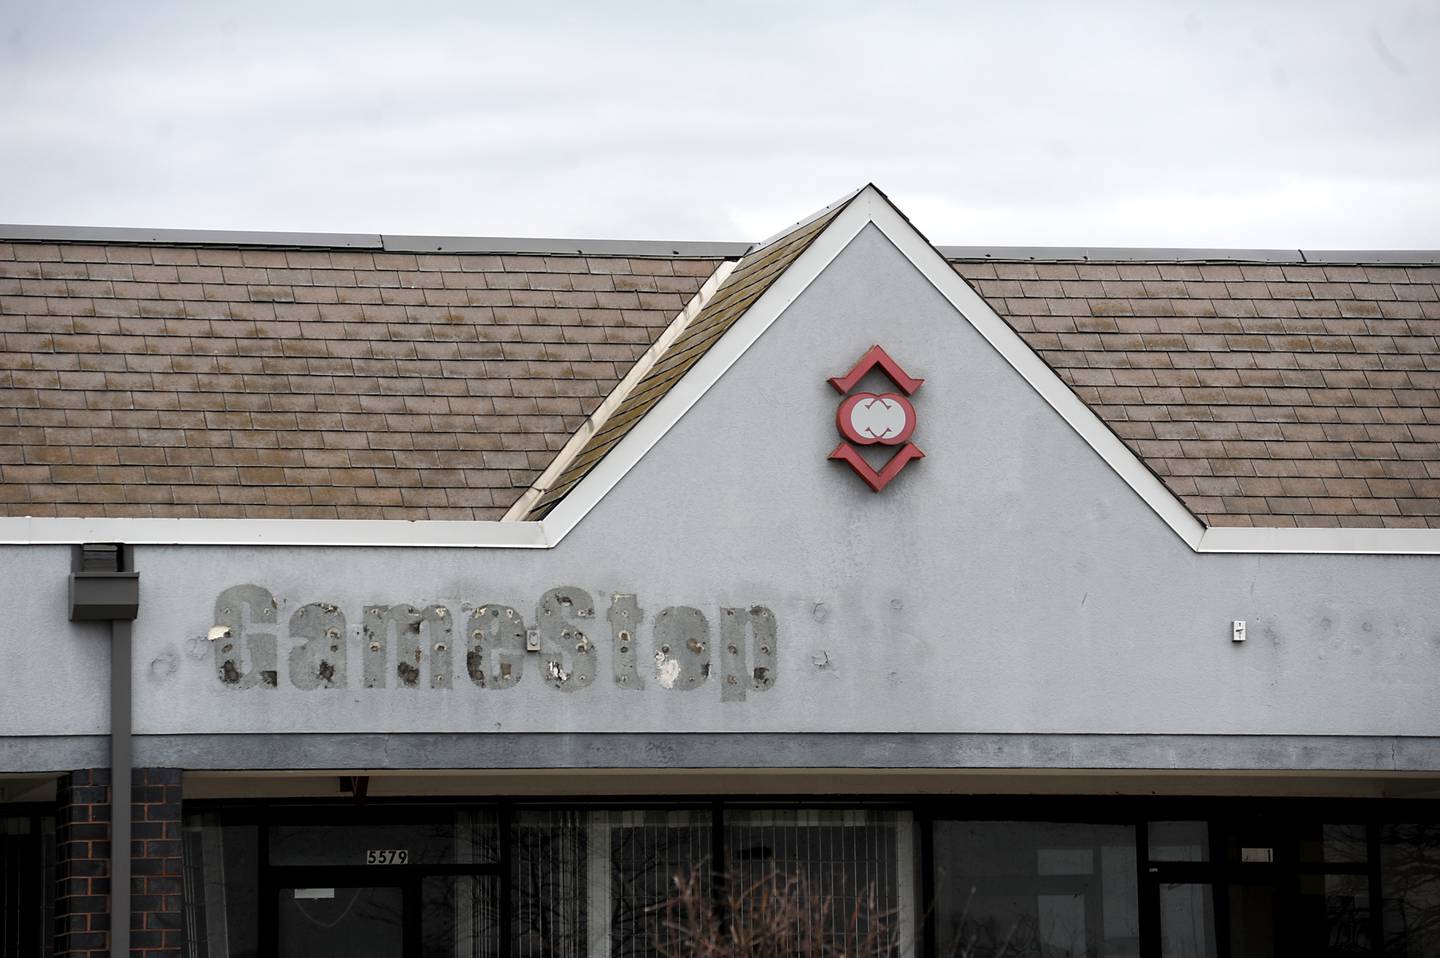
182;814;259;958
1148;822;1208;863
169;802;1440;957
0;811;53;958
512;809;588;958
604;809;713;958
934;821;1139;958
1298;823;1368;866
1296;871;1371;955
1158;883;1215;958
1383;823;1440;957
512;808;715;958
724;809;910;956
423;875;501;958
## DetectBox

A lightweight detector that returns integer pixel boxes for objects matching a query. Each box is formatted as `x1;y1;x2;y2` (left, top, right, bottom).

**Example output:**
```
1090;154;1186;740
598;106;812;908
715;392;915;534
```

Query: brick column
131;768;184;957
55;768;111;958
54;768;185;958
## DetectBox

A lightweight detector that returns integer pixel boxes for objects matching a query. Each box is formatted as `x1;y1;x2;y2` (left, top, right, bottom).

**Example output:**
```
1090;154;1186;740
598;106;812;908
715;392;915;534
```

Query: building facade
1;187;1439;956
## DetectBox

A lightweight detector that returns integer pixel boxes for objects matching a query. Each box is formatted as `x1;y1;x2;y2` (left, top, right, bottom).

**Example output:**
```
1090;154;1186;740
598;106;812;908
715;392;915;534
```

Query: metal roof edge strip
5;224;1431;265
0;223;749;258
0;224;384;248
380;234;751;257
745;186;867;256
1300;249;1440;265
940;245;1440;265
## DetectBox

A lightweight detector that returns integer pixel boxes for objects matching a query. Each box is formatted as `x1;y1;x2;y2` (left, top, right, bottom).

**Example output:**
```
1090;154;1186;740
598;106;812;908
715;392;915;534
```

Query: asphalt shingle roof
2;218;1438;530
0;239;720;519
952;258;1440;528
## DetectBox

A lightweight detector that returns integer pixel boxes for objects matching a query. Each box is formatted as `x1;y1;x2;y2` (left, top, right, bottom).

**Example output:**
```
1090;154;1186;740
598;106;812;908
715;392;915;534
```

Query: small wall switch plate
1232;620;1246;643
526;628;541;652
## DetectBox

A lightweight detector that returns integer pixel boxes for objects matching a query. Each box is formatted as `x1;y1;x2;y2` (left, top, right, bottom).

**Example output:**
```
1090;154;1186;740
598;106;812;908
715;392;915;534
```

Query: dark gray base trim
0;736;107;772
4;733;1439;774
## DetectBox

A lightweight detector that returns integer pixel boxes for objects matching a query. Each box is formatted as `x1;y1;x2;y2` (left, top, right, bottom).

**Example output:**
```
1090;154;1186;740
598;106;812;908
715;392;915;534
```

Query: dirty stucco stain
148;649;178;680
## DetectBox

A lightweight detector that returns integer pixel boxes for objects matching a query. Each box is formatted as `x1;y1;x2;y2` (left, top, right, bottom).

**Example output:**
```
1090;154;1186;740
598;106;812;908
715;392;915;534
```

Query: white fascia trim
503;259;739;521
1197;526;1440;555
0;516;549;548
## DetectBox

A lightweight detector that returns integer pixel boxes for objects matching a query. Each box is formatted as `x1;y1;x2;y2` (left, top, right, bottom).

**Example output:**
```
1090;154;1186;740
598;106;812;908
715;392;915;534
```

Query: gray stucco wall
4;225;1439;771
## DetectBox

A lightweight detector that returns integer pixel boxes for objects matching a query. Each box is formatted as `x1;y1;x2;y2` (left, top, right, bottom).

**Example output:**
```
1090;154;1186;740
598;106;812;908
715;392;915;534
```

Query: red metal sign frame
828;345;923;492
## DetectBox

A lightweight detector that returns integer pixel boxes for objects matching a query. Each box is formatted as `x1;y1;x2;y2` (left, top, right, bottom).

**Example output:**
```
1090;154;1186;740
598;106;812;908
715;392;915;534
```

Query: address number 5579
366;849;409;865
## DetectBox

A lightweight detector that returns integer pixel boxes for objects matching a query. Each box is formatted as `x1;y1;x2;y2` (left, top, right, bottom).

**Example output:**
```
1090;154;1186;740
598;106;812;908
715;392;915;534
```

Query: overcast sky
2;1;1437;248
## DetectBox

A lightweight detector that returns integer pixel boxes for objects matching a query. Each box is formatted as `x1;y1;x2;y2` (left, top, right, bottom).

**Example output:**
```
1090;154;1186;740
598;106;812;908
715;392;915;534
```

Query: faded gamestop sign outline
210;585;778;702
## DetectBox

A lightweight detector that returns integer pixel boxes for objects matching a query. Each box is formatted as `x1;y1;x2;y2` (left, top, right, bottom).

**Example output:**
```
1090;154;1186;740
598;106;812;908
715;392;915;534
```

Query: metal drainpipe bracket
68;571;140;621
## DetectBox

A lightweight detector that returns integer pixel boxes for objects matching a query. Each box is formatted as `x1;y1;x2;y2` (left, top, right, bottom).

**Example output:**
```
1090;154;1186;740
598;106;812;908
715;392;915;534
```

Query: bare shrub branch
653;866;897;958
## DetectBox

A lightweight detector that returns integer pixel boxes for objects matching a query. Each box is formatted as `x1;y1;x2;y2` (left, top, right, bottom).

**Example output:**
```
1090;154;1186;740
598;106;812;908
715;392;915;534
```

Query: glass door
1156;881;1218;958
274;872;499;958
278;880;407;958
1145;819;1291;958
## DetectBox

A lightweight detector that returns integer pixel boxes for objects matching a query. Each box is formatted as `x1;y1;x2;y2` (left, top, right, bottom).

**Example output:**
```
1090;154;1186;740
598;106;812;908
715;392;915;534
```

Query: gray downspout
67;543;139;958
110;619;132;958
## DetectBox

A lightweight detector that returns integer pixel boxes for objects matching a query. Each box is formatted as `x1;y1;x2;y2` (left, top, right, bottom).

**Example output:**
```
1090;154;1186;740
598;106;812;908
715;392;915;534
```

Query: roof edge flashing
941;245;1440;265
3;223;1432;265
0;223;750;258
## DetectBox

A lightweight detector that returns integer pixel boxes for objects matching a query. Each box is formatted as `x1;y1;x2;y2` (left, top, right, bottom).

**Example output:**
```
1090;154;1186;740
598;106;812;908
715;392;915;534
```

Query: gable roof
1;191;1439;553
951;256;1440;530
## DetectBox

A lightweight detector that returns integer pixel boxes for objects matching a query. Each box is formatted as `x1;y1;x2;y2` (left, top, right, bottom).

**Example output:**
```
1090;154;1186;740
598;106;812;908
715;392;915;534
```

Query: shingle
6;227;1439;530
953;255;1440;528
0;239;724;519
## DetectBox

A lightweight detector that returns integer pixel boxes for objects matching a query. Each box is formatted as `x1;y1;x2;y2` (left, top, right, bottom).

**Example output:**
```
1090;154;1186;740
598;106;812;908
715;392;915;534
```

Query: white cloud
1;0;1437;246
